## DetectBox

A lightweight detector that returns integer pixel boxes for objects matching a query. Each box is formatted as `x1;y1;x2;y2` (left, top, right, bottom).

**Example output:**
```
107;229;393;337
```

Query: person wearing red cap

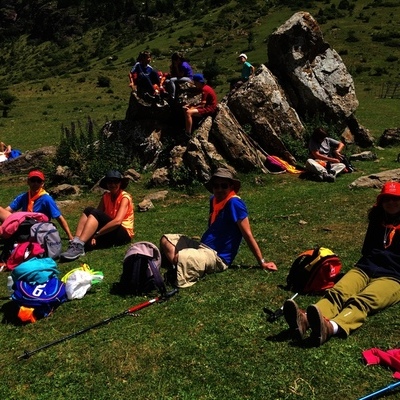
0;169;73;240
283;181;400;347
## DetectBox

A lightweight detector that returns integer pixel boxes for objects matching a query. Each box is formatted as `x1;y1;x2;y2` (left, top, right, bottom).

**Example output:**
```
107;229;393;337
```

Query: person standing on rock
183;73;218;137
230;53;255;90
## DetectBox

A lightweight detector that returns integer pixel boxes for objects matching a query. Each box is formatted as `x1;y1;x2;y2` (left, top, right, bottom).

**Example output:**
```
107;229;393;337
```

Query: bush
97;75;111;87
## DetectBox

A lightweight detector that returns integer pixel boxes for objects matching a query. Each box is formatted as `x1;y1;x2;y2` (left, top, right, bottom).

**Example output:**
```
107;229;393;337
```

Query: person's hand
90;237;97;246
261;261;278;271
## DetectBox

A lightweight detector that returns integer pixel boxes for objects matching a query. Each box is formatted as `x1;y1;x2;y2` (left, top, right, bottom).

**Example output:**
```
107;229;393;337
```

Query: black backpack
117;241;166;296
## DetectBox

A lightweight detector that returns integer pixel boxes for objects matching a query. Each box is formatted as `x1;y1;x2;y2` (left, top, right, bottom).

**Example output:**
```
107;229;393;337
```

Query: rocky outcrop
349;169;400;189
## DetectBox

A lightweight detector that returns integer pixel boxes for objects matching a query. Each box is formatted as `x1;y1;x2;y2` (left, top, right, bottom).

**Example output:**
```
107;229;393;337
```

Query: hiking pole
359;380;400;400
17;288;178;360
264;293;298;322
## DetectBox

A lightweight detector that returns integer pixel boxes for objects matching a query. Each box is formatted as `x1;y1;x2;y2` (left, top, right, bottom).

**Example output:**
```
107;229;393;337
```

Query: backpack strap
148;259;167;296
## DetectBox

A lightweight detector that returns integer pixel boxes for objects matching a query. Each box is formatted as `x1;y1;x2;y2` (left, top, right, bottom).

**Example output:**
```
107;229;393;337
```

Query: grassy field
0;1;400;399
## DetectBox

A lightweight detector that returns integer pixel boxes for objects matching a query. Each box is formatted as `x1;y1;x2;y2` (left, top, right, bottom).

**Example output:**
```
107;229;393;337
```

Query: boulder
378;128;400;147
349;169;400;189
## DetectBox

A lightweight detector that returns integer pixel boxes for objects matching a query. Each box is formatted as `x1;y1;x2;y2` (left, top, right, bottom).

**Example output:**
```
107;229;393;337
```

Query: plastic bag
65;270;104;300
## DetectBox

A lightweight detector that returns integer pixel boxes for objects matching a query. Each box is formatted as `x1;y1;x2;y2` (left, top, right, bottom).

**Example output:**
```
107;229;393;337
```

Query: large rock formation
113;12;375;185
1;13;376;186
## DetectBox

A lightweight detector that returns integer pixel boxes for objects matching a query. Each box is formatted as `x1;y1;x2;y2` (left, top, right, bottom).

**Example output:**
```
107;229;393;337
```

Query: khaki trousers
316;268;400;336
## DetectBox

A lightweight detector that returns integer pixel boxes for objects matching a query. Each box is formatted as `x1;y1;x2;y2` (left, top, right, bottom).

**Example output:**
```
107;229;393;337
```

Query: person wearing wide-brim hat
60;170;134;261
283;181;400;347
160;167;277;288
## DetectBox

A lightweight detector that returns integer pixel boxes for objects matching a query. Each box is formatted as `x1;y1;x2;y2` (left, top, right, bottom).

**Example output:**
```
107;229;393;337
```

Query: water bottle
7;276;14;298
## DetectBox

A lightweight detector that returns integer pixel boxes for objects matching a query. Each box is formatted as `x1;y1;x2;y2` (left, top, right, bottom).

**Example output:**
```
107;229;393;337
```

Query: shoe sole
283;299;305;341
60;252;85;261
306;305;324;347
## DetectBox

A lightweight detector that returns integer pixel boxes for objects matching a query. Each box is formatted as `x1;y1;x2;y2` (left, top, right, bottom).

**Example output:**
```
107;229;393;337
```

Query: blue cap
193;73;205;83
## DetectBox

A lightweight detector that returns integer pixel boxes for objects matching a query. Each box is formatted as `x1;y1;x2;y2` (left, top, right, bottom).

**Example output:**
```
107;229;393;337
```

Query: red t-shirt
198;84;218;116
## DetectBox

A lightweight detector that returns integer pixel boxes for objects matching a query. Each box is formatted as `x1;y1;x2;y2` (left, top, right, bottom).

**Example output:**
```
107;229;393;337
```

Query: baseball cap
193;73;205;83
28;170;45;181
238;53;247;60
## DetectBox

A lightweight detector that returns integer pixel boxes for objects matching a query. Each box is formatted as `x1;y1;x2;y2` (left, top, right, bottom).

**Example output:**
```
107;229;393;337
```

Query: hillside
0;0;399;152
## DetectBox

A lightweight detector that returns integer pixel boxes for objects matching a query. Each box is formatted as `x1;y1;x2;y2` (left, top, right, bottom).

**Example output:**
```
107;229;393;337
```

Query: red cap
377;182;400;203
28;170;45;181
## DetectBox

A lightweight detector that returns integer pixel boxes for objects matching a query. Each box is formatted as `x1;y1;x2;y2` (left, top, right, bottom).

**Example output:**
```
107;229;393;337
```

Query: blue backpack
12;277;68;320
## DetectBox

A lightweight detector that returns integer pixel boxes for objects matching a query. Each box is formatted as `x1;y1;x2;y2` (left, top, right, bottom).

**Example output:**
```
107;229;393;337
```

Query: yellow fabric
103;190;134;238
210;191;238;224
27;188;47;212
303;247;335;272
269;155;303;174
61;263;103;284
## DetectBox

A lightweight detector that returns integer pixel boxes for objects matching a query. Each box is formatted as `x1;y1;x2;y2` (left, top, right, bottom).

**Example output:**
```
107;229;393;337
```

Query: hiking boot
306;304;334;346
60;242;85;261
283;299;309;341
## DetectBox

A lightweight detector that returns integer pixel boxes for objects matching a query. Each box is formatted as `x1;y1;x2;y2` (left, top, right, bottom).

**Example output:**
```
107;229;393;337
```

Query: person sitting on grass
283;181;400;346
0;169;73;241
183;73;218;137
160;168;277;288
60;170;134;261
305;127;346;183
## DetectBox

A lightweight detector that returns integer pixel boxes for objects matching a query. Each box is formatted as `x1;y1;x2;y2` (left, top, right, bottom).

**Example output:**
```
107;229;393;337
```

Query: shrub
97;75;111;87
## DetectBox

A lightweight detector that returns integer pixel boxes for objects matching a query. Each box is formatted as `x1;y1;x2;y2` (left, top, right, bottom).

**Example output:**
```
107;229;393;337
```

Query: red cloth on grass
363;348;400;379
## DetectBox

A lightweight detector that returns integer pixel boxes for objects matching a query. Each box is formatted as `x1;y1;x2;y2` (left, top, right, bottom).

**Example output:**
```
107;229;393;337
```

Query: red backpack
286;247;342;294
6;242;45;270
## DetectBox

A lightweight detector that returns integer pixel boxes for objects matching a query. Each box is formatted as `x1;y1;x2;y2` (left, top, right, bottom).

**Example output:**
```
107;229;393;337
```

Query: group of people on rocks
128;50;254;136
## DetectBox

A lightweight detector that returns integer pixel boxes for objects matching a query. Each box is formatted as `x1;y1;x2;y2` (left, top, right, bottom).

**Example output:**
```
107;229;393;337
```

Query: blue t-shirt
9;192;62;220
201;196;248;265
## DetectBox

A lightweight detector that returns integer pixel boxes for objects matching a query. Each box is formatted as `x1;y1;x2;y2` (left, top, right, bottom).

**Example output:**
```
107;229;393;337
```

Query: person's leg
305;159;328;180
165;78;177;99
0;206;11;223
184;108;200;135
315;268;370;320
332;276;400;336
330;162;346;176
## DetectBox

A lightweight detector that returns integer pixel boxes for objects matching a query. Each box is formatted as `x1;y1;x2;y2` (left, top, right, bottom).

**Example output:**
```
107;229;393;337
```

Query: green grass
1;153;400;399
1;1;400;399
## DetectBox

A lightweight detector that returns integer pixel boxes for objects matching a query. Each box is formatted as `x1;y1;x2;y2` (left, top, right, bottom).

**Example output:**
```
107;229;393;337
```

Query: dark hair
171;52;185;62
312;127;328;142
137;51;151;63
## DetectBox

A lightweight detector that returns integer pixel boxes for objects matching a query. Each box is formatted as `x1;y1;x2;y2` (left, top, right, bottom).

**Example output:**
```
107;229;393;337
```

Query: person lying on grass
160;167;277;288
283;181;400;346
60;170;134;261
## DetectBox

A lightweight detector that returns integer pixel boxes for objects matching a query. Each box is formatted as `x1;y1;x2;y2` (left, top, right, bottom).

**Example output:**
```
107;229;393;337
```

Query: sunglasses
28;178;43;183
213;182;230;190
107;179;121;184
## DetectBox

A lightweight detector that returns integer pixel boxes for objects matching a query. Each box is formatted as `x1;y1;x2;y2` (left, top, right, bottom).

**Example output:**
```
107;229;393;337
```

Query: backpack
12;277;68;321
286;247;342;294
116;241;166;296
30;222;62;259
6;241;45;270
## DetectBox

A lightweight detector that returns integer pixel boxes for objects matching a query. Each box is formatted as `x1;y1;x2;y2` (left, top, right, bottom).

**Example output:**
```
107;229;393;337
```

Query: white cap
238;53;247;60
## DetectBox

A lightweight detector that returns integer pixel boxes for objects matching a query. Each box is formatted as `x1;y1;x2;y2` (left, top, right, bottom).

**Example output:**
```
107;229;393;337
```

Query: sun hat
28;170;45;181
99;170;130;190
238;53;247;60
204;168;241;193
193;73;205;83
377;181;400;204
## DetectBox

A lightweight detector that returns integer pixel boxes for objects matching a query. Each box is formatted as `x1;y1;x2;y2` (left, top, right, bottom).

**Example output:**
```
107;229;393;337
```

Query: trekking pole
264;293;298;323
358;380;400;400
17;288;178;360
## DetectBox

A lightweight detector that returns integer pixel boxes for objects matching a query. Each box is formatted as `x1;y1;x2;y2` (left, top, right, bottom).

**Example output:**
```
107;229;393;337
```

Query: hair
137;51;151;63
171;52;185;62
312;127;328;142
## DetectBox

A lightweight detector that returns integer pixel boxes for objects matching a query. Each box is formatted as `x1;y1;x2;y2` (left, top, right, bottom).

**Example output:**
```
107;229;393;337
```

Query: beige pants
163;234;228;288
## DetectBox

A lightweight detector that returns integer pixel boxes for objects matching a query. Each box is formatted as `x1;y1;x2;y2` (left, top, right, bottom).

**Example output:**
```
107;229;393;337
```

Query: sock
72;237;85;246
330;320;339;335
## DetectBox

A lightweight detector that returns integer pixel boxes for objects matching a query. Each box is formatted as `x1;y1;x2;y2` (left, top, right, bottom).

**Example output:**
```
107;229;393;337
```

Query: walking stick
18;288;178;360
264;293;298;322
358;380;400;400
